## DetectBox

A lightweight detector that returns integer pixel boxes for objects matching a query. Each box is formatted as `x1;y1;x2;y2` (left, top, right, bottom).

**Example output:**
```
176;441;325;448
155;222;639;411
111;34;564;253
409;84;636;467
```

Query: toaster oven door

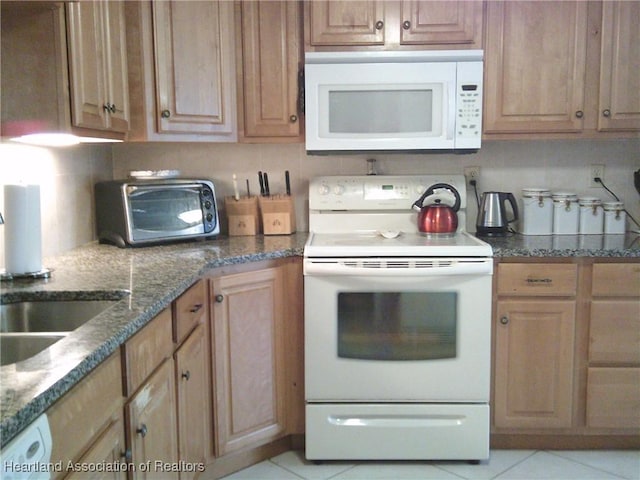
126;183;217;242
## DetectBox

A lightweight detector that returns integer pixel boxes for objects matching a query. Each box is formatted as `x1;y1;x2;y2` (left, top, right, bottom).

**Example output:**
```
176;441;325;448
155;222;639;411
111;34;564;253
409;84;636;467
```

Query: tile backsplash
1;138;638;269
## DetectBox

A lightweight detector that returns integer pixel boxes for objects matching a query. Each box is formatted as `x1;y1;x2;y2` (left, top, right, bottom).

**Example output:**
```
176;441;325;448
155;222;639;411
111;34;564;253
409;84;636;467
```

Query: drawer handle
181;370;191;381
189;303;203;313
215;294;224;303
526;278;553;284
500;316;509;325
137;424;148;438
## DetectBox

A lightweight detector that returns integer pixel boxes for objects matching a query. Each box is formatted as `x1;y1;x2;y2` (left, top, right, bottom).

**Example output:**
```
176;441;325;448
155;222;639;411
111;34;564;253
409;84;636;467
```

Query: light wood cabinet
66;0;129;133
484;0;640;137
211;267;287;456
237;1;304;141
597;1;640;132
175;324;210;477
0;1;125;141
125;0;237;141
305;0;483;50
126;358;179;480
586;262;640;430
494;299;576;429
48;352;125;479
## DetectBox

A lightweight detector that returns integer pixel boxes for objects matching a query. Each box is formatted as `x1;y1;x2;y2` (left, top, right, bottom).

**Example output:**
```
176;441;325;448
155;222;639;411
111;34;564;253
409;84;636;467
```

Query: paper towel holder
0;211;52;280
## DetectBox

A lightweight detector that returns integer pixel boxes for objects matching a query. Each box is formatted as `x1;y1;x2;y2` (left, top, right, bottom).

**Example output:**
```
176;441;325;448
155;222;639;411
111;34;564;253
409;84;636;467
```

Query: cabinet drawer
173;279;207;344
586;367;640;429
592;263;640;297
122;308;173;396
48;352;123;470
590;301;640;364
497;264;577;296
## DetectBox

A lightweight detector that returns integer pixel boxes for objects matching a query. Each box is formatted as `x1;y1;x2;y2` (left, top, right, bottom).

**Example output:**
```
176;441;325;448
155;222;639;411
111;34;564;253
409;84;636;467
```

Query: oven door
304;257;492;403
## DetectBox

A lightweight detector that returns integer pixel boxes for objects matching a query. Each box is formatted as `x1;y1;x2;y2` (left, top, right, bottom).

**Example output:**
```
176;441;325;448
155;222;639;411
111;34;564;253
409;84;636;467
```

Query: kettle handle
504;192;519;223
412;183;462;212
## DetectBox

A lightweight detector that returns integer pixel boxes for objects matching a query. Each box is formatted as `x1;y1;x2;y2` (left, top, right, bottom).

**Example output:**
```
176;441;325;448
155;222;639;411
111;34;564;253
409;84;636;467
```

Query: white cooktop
305;231;492;258
306;175;492;258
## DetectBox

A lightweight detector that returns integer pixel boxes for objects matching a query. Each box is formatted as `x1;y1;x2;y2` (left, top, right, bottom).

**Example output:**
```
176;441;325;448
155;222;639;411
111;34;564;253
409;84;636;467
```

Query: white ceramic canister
552;192;579;234
578;196;603;234
603;201;626;234
521;188;553;235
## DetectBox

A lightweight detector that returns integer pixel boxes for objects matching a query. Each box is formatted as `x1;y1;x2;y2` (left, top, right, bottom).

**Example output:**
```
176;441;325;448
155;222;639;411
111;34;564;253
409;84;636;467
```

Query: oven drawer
306;403;489;461
497;263;577;296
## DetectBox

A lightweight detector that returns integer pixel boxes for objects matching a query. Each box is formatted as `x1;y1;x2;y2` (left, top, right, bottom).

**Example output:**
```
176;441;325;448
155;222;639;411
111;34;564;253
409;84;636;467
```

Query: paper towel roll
4;184;43;274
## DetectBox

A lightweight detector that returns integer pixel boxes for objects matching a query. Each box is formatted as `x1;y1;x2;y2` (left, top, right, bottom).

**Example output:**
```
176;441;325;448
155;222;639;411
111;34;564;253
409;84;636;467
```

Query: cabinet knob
215;294;224;303
375;20;384;30
575;110;584;119
602;109;611;117
103;103;116;114
289;115;298;123
403;20;411;30
500;316;509;325
137;424;148;437
161;109;171;118
189;303;203;313
122;449;132;462
181;370;191;381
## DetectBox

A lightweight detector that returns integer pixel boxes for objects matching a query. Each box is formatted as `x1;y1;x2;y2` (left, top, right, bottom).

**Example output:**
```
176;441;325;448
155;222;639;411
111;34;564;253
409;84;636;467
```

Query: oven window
337;292;457;361
129;188;204;232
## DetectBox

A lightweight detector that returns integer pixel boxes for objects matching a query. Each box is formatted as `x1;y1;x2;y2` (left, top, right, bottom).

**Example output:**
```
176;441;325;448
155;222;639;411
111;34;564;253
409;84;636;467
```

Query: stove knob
318;184;330;195
333;184;345;195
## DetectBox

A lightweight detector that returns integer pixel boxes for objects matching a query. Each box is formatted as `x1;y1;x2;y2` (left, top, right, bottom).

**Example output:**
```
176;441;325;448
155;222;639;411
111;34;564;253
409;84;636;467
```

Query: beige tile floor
211;449;640;480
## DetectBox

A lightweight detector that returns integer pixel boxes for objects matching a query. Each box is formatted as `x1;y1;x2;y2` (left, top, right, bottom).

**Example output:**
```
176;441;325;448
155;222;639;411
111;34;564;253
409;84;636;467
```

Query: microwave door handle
447;89;455;140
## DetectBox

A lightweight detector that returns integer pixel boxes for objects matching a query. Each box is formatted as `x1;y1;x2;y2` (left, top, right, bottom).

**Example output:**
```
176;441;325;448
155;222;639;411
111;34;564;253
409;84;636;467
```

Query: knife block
258;195;296;235
225;196;259;236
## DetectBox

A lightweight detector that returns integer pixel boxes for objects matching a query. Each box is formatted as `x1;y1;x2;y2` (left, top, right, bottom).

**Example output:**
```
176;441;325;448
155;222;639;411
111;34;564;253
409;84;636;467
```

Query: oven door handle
304;258;492;276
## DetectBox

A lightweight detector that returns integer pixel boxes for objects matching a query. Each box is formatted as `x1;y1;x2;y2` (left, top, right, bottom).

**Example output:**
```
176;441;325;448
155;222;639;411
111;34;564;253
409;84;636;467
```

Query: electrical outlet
464;166;480;186
590;164;605;188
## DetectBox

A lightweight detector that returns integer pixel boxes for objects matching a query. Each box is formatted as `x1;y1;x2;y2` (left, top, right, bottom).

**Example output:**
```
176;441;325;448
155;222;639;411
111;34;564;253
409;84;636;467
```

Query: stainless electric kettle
476;192;519;236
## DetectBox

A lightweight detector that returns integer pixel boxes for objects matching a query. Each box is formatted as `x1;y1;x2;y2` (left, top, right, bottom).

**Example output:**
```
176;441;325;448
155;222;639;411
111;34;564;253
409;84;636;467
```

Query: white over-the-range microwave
304;50;483;153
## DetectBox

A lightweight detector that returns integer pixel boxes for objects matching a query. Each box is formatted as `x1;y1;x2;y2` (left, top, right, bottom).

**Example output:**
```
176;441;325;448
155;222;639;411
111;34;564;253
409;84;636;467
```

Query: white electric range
304;175;493;462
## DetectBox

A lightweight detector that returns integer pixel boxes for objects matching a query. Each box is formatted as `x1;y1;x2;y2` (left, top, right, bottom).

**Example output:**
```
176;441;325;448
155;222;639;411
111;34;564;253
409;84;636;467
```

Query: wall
112;139;640;233
0;143;112;270
1;138;637;271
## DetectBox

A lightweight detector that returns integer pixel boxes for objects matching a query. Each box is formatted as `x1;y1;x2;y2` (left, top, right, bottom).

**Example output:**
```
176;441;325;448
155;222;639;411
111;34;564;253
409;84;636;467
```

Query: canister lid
603;201;624;210
578;196;602;206
522;187;551;197
552;192;577;201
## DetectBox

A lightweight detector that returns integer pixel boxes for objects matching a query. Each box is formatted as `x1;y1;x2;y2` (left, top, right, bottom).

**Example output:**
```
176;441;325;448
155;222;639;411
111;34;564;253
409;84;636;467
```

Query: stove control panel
310;175;466;211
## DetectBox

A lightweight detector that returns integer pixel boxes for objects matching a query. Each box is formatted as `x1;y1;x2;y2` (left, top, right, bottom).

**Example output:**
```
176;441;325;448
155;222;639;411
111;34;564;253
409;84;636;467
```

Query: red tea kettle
412;183;461;234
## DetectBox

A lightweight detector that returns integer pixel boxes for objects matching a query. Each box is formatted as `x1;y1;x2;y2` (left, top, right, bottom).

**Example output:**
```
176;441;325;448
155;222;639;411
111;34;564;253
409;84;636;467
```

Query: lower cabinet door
587;367;640;429
126;358;179;479
65;416;127;480
175;324;210;475
494;300;576;429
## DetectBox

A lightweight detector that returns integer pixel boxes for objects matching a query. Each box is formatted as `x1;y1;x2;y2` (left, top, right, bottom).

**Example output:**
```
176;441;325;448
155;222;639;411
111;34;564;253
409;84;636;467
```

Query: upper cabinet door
67;1;129;133
239;1;303;140
597;1;640;132
307;1;385;46
399;0;483;47
152;1;236;135
484;1;588;134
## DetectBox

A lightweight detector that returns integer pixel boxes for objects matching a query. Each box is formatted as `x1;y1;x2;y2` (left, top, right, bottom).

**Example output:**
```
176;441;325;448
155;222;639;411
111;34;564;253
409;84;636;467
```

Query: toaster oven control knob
206;213;214;222
333;184;345;195
204;200;212;209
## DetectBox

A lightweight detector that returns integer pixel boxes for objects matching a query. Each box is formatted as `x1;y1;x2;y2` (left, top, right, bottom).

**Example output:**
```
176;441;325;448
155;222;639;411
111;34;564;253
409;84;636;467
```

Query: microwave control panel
455;62;483;149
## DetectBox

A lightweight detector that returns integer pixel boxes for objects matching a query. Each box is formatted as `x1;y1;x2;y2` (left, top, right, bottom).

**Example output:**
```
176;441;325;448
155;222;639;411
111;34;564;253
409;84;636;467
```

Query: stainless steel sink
0;300;118;333
1;334;67;366
0;298;123;366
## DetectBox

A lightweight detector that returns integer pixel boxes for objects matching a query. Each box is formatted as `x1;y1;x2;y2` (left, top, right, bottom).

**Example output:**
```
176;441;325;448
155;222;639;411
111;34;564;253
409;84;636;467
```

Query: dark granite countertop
0;233;307;448
481;232;640;258
1;231;638;447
